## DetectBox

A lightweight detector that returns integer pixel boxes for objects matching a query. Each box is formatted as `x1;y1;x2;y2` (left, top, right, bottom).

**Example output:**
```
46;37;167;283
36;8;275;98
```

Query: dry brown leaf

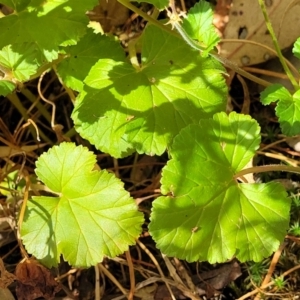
90;0;129;32
15;259;60;300
193;260;241;298
0;144;46;158
221;0;300;66
0;257;16;289
130;156;157;184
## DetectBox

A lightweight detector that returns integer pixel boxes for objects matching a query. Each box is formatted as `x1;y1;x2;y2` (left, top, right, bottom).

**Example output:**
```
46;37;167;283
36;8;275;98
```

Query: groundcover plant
1;0;299;268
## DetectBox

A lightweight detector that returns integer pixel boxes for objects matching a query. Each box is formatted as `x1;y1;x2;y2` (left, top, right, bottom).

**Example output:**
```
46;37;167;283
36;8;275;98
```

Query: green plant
273;276;287;291
245;259;270;288
1;0;300;268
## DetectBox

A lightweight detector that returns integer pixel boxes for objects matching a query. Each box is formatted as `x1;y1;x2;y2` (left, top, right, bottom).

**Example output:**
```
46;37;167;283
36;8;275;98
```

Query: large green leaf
21;143;143;267
0;0;98;61
261;84;300;135
72;24;227;158
149;112;290;263
57;29;125;92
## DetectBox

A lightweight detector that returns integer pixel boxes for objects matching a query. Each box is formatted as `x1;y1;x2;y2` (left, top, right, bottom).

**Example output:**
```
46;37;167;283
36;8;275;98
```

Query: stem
117;0;176;36
7;93;50;142
222;39;300;79
117;0;273;88
235;164;300;179
210;53;272;87
257;0;299;90
128;39;140;70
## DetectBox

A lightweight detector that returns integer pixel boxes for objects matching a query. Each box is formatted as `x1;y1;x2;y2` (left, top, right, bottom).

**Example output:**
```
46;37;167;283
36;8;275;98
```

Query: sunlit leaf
21;143;143;267
149;112;290;263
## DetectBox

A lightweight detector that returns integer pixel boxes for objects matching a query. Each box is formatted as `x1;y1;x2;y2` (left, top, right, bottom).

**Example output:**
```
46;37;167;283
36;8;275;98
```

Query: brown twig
254;241;287;300
238;264;300;300
126;250;135;300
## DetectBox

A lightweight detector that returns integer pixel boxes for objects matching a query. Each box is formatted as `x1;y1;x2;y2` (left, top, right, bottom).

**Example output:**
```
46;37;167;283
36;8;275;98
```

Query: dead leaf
90;0;129;32
0;257;16;288
213;0;232;36
15;259;60;300
0;144;46;158
130;156;157;184
221;0;300;65
154;284;186;300
193;260;241;298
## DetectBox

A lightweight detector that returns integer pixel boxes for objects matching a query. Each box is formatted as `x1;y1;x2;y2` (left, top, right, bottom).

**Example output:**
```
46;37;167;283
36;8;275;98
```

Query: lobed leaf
292;37;300;60
57;29;125;92
72;24;227;158
0;0;98;61
182;1;220;55
21;143;143;267
0;80;15;96
275;90;300;136
149;112;290;263
260;84;292;105
261;84;300;135
0;43;41;82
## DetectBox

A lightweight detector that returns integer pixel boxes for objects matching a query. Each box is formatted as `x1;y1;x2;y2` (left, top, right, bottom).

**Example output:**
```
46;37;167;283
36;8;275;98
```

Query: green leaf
57;29;125;92
21;142;143;267
0;0;98;61
0;80;15;96
149;112;290;263
0;43;41;81
293;37;300;60
182;1;220;55
72;24;227;158
134;0;168;9
275;90;300;136
261;84;300;135
260;84;292;105
0;0;30;11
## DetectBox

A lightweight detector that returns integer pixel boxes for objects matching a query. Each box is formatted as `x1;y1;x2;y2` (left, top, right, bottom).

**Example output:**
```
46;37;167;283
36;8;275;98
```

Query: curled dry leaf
193;260;242;298
15;259;61;300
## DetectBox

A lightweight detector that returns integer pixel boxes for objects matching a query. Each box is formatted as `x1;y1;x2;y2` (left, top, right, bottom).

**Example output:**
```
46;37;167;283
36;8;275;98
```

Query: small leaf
149;112;290;263
21;143;143;267
57;29;125;92
72;24;227;158
275;90;300;136
260;84;292;105
182;1;220;55
0;80;15;96
292;37;300;60
261;84;300;135
0;43;41;81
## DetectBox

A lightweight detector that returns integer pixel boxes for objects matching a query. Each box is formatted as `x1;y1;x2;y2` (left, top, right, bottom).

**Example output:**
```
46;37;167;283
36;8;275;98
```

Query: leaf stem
128;39;140;70
117;0;273;88
235;164;300;179
117;0;175;36
257;0;299;90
